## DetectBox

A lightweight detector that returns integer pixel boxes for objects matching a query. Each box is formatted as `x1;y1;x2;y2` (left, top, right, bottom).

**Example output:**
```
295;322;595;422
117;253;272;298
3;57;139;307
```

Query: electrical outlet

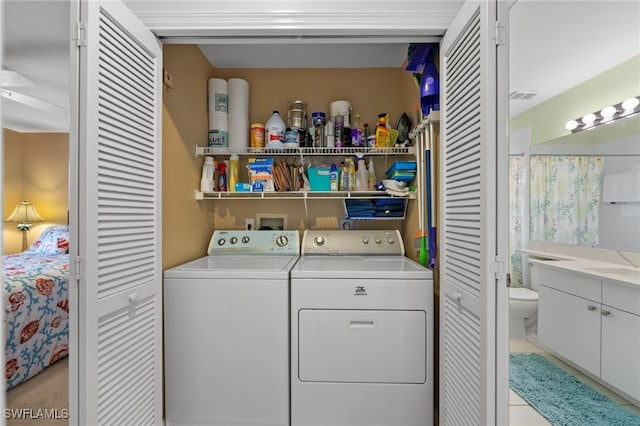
163;69;173;89
245;218;255;231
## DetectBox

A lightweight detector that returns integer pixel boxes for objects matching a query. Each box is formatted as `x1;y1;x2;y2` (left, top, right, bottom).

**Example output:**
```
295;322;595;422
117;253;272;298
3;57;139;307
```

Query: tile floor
509;338;640;426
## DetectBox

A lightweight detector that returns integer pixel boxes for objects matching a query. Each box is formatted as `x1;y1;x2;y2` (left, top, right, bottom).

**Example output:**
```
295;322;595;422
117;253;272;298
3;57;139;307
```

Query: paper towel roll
228;117;249;150
208;78;228;130
228;78;250;118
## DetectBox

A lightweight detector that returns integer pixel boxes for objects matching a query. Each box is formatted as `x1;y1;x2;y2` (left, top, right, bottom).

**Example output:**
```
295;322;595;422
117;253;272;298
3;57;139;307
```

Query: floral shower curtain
529;156;603;247
509;155;527;287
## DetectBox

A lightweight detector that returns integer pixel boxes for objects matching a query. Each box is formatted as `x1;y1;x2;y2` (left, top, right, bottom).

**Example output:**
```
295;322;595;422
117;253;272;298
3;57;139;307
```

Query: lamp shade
5;201;44;223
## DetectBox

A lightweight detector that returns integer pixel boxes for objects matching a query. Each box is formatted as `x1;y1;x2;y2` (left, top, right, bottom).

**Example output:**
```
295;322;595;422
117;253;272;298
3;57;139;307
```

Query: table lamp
5;200;44;251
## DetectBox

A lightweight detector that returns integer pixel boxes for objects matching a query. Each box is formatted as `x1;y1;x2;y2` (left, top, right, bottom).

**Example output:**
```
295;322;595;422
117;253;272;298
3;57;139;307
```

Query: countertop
526;256;640;288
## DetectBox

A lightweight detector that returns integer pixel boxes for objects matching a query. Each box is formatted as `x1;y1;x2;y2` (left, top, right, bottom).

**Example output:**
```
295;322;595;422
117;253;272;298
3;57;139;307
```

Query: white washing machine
290;230;433;426
164;230;300;426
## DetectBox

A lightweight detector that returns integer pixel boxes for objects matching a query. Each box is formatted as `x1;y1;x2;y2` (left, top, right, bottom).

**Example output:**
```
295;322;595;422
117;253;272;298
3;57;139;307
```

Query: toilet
509;287;539;339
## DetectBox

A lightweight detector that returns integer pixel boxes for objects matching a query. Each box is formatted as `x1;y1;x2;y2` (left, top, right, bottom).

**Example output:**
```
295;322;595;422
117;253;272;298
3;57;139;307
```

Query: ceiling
1;1;638;132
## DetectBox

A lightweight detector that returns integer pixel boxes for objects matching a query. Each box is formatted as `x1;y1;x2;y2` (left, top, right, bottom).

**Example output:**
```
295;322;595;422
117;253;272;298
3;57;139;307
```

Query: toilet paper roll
228;117;249;150
208;78;228;129
228;78;250;118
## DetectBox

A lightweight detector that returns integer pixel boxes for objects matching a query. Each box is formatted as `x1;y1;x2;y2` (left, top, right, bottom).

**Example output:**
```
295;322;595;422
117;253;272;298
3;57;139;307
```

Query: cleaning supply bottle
375;116;391;147
367;158;376;191
329;164;339;191
265;110;286;149
355;154;367;191
200;156;215;193
352;114;364;146
347;157;356;191
229;154;239;192
340;160;349;191
218;162;228;192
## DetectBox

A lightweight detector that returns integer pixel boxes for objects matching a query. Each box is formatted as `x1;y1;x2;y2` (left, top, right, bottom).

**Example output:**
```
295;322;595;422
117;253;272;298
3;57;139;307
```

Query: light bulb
565;120;579;131
582;113;596;125
600;106;616;118
622;97;639;111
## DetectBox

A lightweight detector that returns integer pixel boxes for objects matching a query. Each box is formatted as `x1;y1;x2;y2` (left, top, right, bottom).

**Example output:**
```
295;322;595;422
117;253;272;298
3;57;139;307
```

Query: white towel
602;170;640;202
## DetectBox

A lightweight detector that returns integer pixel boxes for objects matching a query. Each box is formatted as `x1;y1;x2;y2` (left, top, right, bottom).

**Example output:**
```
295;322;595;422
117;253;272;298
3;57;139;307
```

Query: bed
3;225;70;389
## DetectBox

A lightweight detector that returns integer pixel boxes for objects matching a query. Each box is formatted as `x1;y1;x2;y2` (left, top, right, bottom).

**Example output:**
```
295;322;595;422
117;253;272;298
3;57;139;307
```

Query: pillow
29;225;70;255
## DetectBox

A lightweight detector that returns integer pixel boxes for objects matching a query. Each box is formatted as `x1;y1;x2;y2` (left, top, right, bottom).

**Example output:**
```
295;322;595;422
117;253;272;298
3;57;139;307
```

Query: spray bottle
367;159;376;191
329;164;339;192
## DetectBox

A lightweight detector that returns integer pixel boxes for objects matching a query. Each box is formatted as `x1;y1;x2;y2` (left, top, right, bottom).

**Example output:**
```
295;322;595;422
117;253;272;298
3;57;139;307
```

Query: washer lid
291;255;432;280
509;287;538;301
164;255;299;279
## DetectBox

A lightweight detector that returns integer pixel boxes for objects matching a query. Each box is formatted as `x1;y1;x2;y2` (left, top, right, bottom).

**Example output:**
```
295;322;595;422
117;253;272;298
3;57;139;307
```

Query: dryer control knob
230;237;238;244
242;236;250;244
313;235;326;247
387;237;395;244
276;235;289;247
375;238;382;244
217;238;226;246
362;238;369;244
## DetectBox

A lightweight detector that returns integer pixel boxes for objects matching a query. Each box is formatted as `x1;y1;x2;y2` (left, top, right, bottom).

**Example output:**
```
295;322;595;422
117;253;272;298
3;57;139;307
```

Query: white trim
126;0;463;37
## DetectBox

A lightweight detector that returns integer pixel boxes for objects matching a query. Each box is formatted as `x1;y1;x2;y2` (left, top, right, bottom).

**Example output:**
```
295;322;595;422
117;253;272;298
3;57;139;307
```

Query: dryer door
298;309;426;384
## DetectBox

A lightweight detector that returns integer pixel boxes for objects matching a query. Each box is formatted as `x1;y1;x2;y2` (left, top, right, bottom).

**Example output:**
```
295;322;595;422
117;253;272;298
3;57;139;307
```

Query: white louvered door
70;1;162;424
438;1;507;425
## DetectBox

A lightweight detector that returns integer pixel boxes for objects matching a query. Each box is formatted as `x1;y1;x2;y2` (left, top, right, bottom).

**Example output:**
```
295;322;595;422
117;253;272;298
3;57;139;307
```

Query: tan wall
162;45;424;268
2;129;69;254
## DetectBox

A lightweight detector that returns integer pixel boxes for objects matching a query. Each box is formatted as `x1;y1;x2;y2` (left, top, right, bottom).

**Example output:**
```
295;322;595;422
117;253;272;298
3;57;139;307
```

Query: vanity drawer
538;265;601;302
603;281;640;315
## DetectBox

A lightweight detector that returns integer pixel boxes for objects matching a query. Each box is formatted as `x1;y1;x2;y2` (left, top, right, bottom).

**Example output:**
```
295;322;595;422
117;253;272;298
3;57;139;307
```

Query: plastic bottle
367;159;376;191
265;110;286;149
340;160;349;191
352;114;364;147
355;154;367;191
347;157;356;191
229;154;239;192
375;117;391;147
329;164;339;191
200;157;215;193
218;162;228;192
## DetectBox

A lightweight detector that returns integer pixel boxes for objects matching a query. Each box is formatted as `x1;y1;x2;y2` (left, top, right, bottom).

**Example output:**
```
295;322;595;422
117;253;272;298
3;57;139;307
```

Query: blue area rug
510;353;640;426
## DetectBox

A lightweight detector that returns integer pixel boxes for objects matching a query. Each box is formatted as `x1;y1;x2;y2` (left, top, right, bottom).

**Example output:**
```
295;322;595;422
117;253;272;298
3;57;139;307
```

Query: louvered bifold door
73;1;162;424
438;1;499;425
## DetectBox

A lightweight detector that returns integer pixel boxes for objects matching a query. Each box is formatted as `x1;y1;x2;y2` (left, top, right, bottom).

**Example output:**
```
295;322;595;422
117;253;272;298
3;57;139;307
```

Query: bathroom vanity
531;258;640;406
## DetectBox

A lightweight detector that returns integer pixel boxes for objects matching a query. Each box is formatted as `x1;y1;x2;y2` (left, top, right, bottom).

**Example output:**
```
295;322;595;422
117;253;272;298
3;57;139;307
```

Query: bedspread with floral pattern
3;225;69;388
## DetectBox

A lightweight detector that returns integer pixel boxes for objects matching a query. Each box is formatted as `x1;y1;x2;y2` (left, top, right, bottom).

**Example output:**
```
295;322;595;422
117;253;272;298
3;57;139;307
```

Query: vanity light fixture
564;95;640;133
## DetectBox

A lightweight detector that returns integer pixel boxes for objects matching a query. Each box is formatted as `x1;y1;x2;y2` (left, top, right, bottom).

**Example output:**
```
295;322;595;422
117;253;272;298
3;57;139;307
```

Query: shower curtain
509;155;527;287
529;156;603;247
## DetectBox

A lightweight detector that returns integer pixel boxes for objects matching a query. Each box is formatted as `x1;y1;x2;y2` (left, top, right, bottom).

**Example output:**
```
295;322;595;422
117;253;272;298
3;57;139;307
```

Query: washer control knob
217;238;226;246
387;237;395;244
276;235;289;247
314;235;326;247
242;236;250;244
375;238;382;244
362;238;369;244
230;237;238;244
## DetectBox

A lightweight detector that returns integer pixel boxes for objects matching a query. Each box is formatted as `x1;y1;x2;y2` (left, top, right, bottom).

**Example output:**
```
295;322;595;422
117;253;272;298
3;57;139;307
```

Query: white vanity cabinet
537;263;640;405
600;281;640;402
537;266;602;377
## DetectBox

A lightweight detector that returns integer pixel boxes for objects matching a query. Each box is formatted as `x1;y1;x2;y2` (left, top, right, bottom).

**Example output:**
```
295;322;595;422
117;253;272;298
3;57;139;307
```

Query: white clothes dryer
290;230;433;426
163;230;300;426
